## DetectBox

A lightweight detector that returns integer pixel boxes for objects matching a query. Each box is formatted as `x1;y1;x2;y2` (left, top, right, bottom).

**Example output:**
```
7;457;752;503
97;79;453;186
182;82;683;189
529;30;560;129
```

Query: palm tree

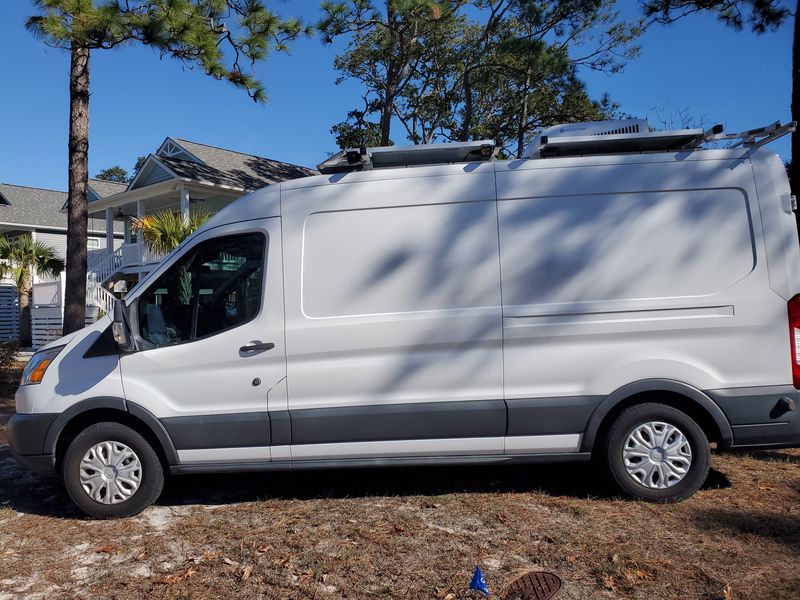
131;209;211;255
0;234;65;347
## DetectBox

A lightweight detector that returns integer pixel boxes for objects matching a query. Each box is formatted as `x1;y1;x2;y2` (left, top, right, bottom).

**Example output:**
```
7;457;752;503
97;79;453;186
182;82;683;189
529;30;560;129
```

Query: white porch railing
88;245;123;283
32;280;61;306
87;242;168;285
87;275;118;316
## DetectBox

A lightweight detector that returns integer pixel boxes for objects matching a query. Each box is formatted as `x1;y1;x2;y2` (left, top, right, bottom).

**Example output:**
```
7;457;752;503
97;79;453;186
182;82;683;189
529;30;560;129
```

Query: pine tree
95;165;128;182
26;0;308;334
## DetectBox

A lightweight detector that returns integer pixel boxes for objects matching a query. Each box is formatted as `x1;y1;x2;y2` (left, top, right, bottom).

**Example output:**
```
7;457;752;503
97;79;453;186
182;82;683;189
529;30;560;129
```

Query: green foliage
131;209;212;255
320;0;460;146
641;0;790;33
95;165;128;182
97;157;148;183
323;1;643;156
27;0;311;103
0;234;65;296
331;97;388;147
0;341;19;381
133;155;147;175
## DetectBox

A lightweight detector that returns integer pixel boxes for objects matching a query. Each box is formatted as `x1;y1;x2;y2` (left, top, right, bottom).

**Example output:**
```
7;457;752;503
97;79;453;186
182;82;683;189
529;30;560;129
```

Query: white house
84;137;315;305
0;138;313;345
0;180;125;303
0;180;124;343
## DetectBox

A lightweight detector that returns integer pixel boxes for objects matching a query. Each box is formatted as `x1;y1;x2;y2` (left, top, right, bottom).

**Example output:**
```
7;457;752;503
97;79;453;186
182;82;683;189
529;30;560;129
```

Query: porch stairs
86;243;166;315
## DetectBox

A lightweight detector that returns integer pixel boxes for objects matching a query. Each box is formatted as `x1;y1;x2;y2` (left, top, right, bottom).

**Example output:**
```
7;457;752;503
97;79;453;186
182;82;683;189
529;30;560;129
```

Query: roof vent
523;119;650;158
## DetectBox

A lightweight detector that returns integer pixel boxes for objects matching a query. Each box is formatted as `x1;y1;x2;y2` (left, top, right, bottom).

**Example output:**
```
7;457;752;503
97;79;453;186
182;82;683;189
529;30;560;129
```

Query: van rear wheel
63;422;164;518
604;403;710;502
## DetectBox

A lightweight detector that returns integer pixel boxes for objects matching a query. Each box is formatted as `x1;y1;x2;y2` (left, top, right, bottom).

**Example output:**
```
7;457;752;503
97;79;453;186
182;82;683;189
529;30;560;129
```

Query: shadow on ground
747;450;800;464
694;508;800;552
0;444;734;518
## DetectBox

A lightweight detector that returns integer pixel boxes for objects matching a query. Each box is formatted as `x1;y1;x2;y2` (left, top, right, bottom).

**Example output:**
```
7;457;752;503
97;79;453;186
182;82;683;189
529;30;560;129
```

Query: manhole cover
502;571;562;600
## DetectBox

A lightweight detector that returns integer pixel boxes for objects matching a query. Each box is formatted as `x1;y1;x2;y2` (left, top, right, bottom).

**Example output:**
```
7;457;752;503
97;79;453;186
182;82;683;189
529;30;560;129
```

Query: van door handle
239;342;275;353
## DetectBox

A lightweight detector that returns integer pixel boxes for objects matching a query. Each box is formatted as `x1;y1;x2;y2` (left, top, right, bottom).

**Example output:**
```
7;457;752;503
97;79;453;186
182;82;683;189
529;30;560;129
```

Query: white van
9;120;800;518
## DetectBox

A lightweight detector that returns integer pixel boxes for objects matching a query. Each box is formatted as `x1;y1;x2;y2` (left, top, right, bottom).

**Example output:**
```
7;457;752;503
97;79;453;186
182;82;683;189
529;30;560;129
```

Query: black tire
604;403;710;502
62;422;164;519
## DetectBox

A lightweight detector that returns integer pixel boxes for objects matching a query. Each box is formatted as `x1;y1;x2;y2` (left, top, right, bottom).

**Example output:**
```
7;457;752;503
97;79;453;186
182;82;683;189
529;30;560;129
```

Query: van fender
42;397;179;465
580;379;734;452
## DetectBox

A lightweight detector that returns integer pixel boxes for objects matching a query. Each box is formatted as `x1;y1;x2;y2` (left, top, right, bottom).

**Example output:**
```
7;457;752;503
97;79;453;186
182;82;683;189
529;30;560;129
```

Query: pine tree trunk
380;92;393;146
19;289;31;348
792;3;799;240
516;67;532;158
63;44;90;335
460;68;473;142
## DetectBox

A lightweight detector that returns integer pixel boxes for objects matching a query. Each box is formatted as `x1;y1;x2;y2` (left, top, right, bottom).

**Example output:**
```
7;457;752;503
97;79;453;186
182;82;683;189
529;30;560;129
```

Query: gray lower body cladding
159;397;602;451
8;386;800;478
706;386;800;448
155;388;800;453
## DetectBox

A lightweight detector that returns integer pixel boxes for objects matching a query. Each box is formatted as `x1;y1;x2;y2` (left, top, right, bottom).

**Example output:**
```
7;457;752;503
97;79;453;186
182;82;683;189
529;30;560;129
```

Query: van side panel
495;156;790;413
281;165;506;458
750;149;800;300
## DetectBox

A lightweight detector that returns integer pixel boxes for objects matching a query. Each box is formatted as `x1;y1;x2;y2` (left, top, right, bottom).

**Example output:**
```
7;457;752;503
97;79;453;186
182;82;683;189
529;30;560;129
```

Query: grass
0;371;798;599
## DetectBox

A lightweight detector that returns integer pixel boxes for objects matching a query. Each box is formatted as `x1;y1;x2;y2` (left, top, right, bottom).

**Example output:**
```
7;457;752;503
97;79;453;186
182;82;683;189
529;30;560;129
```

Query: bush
0;341;19;378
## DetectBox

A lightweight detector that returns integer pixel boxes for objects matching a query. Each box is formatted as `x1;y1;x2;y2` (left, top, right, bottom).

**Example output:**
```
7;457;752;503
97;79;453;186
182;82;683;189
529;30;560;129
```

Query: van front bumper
7;413;58;475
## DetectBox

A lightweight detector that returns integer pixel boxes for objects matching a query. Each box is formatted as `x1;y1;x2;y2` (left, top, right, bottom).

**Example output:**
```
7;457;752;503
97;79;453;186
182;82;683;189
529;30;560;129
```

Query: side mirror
112;299;136;353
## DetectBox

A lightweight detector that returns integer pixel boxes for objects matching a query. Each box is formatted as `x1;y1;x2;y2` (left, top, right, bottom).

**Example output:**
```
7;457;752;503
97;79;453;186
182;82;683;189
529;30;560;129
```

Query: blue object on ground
469;565;489;596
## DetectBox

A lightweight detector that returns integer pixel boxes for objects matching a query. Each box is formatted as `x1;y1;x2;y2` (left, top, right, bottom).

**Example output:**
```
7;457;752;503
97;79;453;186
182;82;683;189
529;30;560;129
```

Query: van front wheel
63;422;164;518
604;403;710;502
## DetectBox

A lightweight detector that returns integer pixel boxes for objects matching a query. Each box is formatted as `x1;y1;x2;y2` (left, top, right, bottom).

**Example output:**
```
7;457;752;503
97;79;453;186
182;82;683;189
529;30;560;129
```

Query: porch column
136;199;144;264
180;184;190;220
123;216;131;245
104;208;114;254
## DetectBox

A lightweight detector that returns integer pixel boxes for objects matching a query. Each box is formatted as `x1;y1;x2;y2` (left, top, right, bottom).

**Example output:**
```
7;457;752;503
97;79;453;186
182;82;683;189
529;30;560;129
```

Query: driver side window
137;232;266;348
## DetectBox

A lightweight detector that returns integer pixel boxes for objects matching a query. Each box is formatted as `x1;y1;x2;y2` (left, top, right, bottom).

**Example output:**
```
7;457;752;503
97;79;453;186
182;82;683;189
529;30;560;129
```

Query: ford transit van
9;120;800;518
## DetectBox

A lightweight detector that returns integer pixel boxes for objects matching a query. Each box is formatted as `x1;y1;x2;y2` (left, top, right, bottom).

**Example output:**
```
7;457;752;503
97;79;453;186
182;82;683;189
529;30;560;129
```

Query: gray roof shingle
88;178;127;199
166;139;317;190
0;183;121;233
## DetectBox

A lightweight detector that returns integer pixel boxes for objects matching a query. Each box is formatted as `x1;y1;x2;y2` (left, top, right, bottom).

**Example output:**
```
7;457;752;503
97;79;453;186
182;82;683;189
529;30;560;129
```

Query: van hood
38;315;112;352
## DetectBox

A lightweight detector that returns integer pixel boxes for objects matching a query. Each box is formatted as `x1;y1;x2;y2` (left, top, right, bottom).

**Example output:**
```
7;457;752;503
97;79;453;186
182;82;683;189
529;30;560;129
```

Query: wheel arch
581;379;734;453
45;397;179;472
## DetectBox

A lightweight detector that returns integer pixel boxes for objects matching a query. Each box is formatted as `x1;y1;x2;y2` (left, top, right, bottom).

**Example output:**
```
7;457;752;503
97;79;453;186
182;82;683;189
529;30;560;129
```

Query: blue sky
0;1;793;191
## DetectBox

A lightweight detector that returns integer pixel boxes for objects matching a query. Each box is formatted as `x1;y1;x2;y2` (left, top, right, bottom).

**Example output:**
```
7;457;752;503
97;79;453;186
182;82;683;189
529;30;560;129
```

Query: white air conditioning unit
523;119;651;158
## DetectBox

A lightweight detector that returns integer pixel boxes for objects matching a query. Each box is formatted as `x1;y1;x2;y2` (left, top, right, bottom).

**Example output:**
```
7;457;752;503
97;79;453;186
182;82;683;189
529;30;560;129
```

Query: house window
87;238;101;249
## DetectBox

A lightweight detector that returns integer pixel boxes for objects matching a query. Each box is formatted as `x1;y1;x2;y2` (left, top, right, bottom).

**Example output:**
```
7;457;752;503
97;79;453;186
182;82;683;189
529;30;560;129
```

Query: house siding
137;163;172;187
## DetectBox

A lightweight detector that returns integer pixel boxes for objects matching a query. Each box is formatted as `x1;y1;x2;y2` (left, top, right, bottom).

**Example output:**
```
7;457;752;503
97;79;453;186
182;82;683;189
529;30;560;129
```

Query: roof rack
524;119;796;159
316;120;795;174
701;121;796;149
318;140;496;174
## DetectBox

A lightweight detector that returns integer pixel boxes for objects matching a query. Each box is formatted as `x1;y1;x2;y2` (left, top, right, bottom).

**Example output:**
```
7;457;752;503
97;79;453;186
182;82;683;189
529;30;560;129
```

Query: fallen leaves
602;574;618;592
95;545;122;555
157;567;196;585
238;564;253;581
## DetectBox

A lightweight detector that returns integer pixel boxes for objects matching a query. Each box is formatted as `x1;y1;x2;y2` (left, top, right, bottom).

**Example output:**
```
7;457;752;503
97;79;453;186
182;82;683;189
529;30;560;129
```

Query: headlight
21;346;64;386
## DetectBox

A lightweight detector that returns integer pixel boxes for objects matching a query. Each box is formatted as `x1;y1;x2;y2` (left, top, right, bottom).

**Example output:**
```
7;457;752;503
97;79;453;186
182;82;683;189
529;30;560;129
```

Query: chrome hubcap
623;421;692;489
79;441;142;504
